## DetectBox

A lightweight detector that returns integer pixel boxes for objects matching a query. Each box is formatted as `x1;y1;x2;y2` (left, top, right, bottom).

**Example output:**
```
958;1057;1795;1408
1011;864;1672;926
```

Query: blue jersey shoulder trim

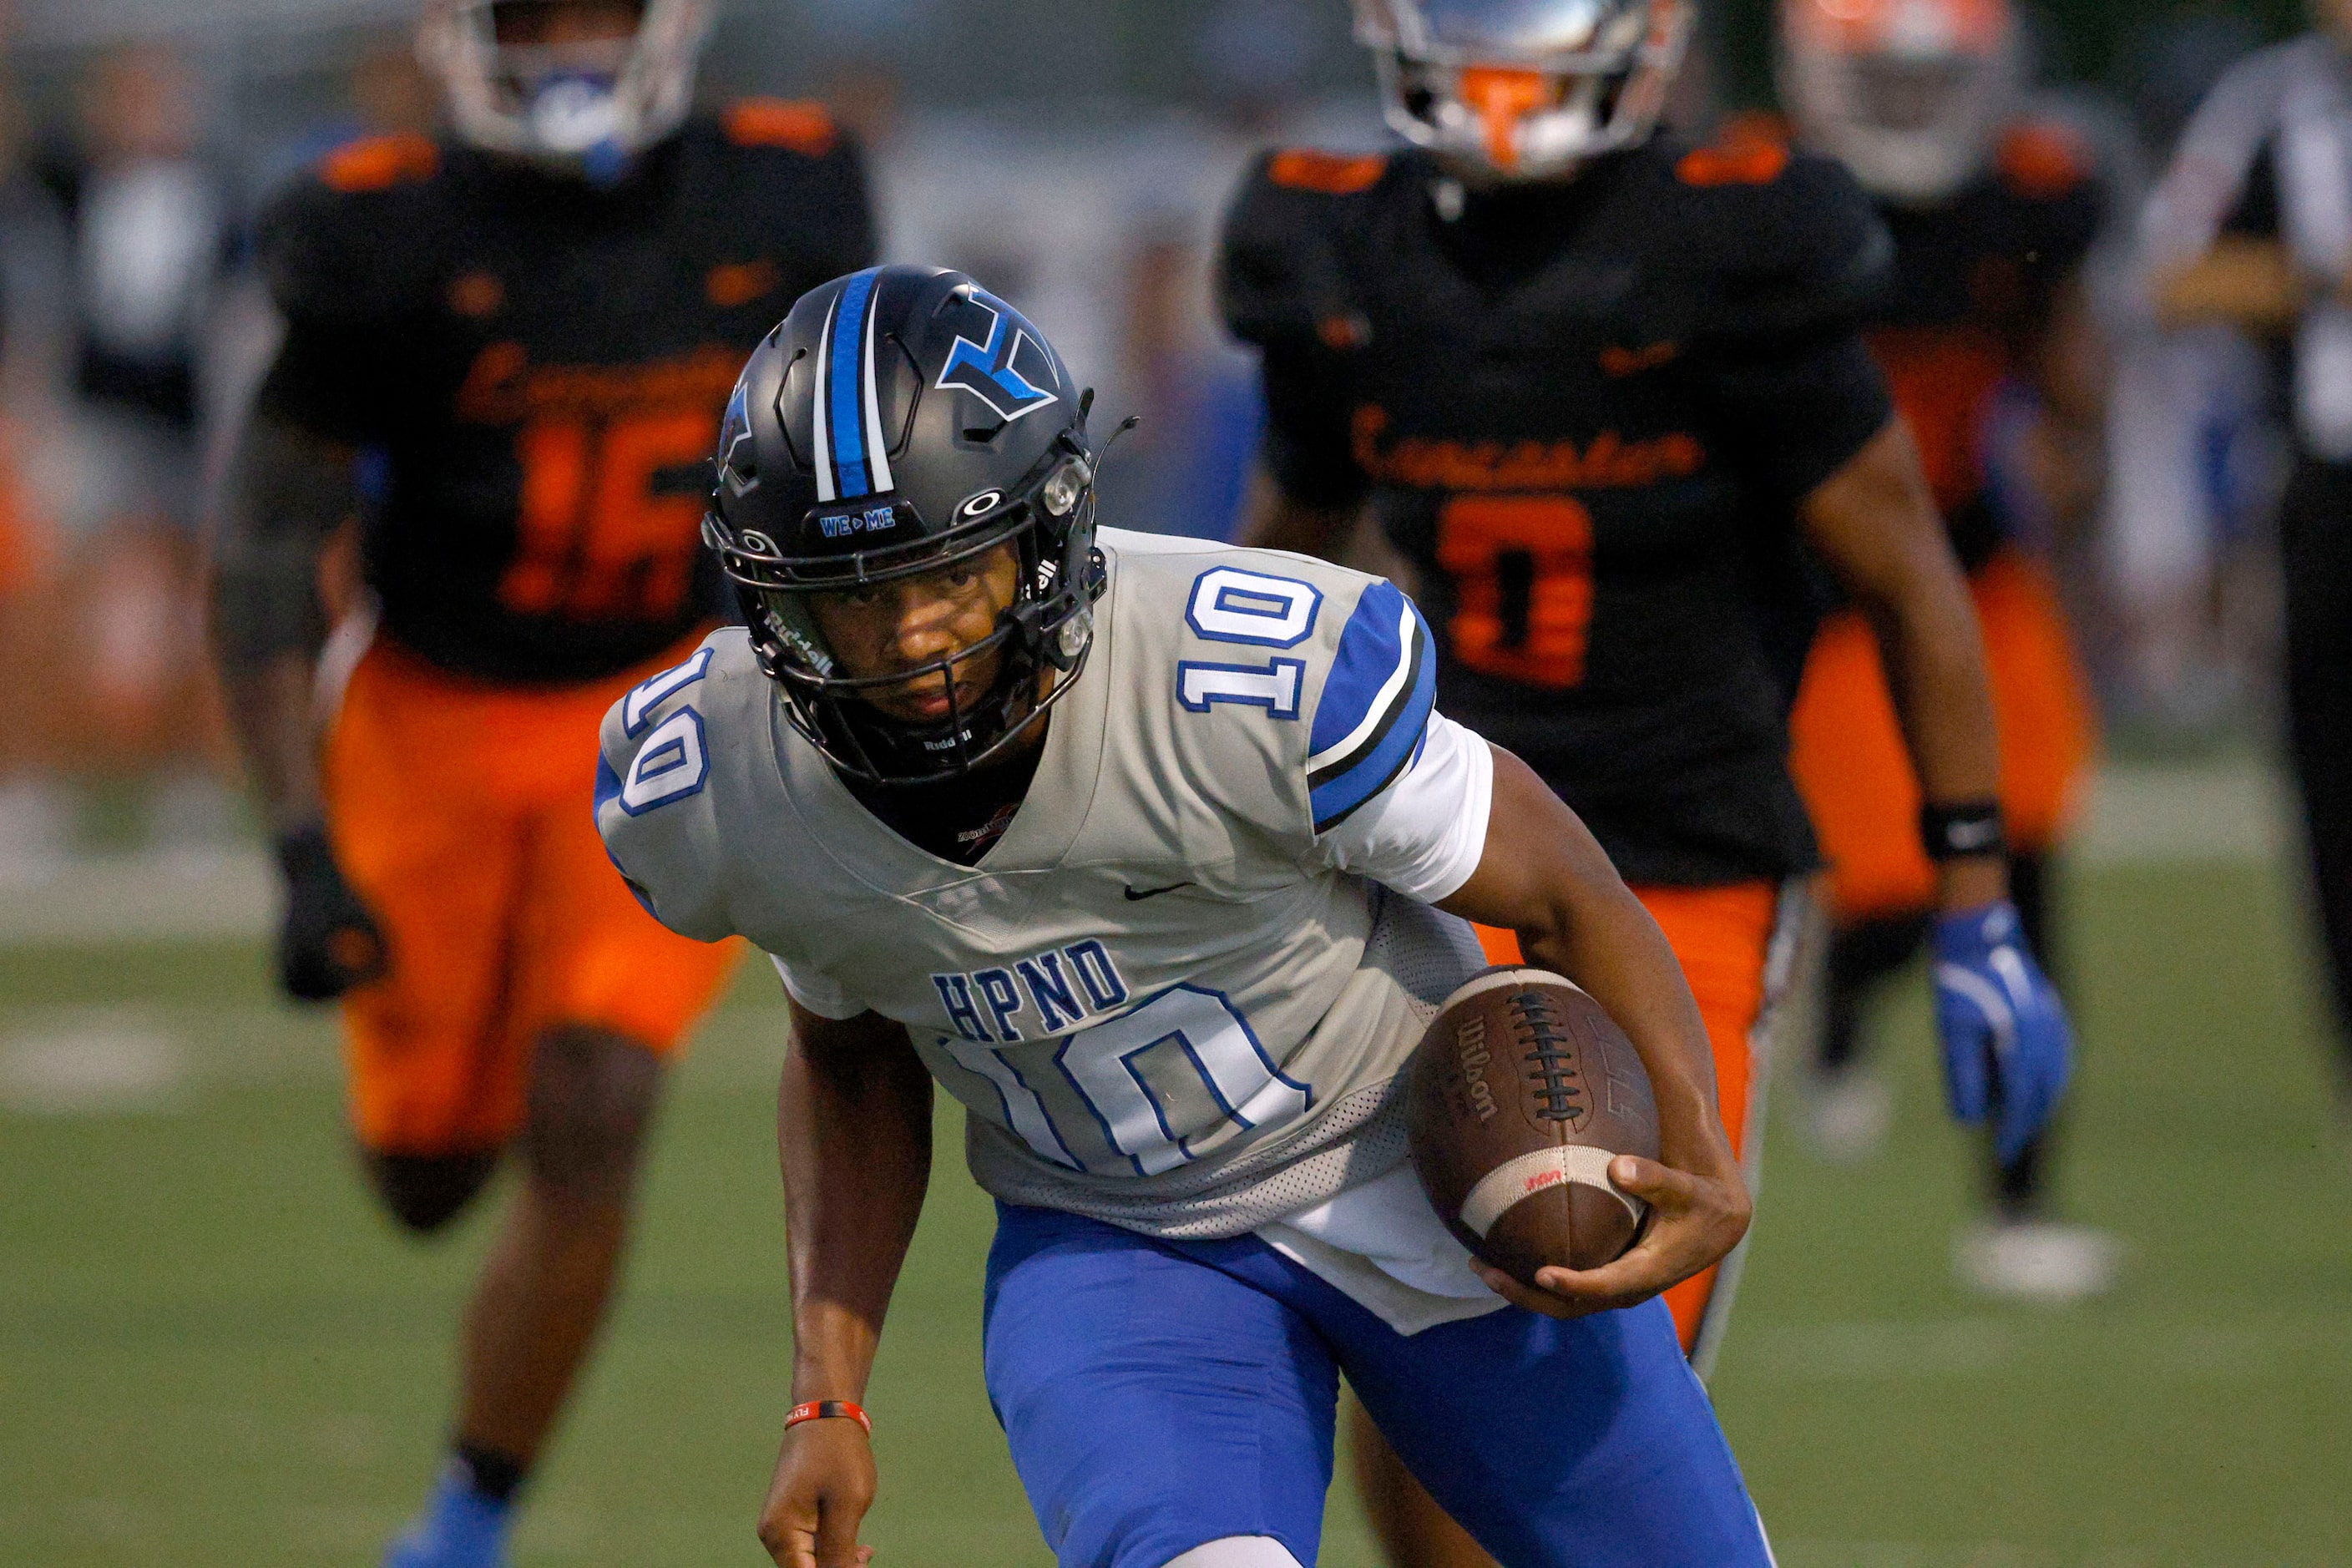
594;752;626;814
592;754;661;917
1307;580;1437;832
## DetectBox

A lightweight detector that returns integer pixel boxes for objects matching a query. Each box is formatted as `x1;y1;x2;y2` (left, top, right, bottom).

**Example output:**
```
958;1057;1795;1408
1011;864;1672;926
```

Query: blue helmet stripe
828;269;880;498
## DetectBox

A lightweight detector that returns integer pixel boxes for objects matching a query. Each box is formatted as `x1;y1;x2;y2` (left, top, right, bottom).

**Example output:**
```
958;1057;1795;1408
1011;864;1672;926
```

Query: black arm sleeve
1704;329;1896;503
1257;341;1369;510
253;165;443;443
1688;151;1898;501
254;317;394;444
207;404;357;670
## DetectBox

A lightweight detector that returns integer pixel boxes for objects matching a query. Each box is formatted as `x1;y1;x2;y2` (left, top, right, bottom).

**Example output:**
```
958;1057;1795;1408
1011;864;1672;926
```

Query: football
1406;966;1662;1287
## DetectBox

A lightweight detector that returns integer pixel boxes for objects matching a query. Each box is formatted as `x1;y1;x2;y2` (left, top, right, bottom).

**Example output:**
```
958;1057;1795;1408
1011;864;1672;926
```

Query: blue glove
1931;901;2072;1166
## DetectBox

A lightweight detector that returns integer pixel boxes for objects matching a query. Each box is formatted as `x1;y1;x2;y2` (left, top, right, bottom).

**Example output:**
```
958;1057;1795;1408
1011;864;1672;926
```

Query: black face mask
814;623;1050;790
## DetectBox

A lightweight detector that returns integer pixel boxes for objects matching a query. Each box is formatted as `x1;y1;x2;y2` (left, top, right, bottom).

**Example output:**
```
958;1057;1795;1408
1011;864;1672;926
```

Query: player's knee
367;1149;499;1234
1160;1540;1305;1568
520;1025;663;1199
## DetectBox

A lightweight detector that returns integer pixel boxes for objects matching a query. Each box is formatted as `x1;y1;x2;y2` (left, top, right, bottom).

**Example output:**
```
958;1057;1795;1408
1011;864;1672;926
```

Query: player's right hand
273;821;387;1003
1471;1148;1752;1322
1931;900;2072;1165
758;1417;878;1568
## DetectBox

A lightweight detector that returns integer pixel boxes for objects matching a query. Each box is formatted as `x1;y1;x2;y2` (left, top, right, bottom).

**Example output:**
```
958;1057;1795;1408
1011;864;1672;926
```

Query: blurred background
1;2;2345;1565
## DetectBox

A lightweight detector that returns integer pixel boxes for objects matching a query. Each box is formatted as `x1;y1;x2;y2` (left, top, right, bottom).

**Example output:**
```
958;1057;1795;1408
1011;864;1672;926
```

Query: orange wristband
785;1399;872;1435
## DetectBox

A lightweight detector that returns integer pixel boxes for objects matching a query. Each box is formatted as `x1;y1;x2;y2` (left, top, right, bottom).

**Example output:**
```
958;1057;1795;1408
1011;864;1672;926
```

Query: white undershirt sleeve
1311;711;1494;903
768;952;865;1020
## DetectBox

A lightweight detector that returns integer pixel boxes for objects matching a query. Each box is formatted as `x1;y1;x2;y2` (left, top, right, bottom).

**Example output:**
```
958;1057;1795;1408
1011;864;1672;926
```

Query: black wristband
1920;800;2006;861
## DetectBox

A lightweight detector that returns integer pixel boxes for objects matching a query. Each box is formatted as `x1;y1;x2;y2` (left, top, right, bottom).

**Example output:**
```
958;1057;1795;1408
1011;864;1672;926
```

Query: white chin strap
1162;1539;1307;1568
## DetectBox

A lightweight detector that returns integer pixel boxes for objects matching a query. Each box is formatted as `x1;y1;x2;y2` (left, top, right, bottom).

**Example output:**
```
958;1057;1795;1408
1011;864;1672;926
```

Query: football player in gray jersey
599;266;1770;1568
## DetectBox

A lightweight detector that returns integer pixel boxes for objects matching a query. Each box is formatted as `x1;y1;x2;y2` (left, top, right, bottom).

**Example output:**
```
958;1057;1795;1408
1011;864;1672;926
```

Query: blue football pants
981;1201;1773;1568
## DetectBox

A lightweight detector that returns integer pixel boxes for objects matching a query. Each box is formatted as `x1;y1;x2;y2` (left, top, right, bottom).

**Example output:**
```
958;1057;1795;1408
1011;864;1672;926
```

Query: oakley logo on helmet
959;489;1008;518
935;291;1060;424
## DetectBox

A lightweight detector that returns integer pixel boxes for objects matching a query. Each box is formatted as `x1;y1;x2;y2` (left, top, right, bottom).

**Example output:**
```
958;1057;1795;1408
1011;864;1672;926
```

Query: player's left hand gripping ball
274;822;389;1003
1932;901;2071;1163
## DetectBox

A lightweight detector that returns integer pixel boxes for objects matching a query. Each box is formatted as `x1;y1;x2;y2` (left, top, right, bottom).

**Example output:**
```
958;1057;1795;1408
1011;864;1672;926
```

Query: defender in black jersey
206;5;873;1564
1781;0;2117;1301
1220;3;2070;1563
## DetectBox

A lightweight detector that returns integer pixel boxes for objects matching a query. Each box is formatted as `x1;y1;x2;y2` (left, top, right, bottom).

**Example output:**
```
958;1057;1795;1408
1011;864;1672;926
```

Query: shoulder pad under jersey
1655;128;1896;344
1991;117;2107;261
676;104;877;274
595;630;765;944
1217;147;1396;352
260;133;453;326
1995;118;2097;204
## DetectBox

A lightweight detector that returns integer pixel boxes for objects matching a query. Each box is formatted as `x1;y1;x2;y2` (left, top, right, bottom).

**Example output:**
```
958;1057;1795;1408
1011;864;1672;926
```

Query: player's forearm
207;411;355;834
1861;581;2007;910
218;652;327;835
1439;750;1729;1171
1803;423;2006;910
779;1008;933;1403
2031;280;2112;546
2154;240;2302;332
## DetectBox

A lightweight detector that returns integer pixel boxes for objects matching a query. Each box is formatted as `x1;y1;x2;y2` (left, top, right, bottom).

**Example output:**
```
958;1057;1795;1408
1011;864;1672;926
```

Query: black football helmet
705;265;1104;787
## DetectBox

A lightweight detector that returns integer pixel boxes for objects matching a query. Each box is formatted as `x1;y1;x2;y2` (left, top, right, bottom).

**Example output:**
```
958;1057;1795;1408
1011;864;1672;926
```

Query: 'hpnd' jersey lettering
1220;134;1899;886
596;529;1490;1238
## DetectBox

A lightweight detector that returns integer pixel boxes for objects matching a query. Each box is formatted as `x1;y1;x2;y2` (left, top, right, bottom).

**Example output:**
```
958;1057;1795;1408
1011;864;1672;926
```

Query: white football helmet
1352;0;1695;179
419;0;714;182
1779;0;2021;205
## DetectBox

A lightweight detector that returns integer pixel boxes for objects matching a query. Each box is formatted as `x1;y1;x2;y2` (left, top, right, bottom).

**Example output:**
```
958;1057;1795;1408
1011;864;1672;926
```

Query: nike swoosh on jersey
1122;883;1192;902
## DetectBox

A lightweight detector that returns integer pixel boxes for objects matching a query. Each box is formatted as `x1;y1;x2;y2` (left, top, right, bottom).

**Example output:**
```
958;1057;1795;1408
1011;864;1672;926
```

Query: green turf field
3;862;2349;1566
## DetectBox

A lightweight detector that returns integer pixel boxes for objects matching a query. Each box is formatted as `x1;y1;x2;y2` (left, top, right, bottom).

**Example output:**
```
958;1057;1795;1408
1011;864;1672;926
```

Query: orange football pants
323;634;741;1155
1790;549;2095;924
1475;879;1787;1359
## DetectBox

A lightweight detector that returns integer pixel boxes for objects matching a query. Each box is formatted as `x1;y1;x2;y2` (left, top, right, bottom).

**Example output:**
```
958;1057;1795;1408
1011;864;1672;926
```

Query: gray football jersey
597;529;1488;1238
